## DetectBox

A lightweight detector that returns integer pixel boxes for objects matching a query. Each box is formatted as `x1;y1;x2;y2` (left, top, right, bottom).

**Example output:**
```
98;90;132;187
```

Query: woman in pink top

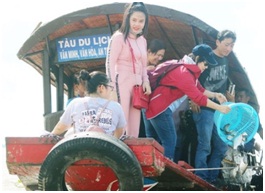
106;2;151;137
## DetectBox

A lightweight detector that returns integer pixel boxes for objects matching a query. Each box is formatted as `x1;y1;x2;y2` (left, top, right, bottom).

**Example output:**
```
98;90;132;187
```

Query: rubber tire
38;132;143;191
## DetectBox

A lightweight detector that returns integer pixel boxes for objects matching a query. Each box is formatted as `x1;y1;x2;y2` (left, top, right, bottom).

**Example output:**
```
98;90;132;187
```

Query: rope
186;165;263;172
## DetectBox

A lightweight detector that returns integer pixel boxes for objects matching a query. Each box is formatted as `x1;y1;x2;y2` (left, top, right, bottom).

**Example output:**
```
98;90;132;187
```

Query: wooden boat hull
6;134;218;191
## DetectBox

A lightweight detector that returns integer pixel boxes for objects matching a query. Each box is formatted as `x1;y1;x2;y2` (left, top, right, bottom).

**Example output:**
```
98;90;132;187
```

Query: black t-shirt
199;53;228;94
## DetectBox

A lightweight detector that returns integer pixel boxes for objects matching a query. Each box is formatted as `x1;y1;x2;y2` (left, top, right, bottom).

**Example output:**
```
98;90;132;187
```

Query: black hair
217;30;237;43
195;55;205;64
84;71;109;93
119;2;149;41
188;53;205;64
236;88;252;97
78;69;89;85
148;39;166;54
72;69;89;85
73;74;79;85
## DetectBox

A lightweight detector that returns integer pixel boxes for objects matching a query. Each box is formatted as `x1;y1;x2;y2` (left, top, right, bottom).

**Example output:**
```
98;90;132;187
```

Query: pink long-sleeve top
106;31;149;88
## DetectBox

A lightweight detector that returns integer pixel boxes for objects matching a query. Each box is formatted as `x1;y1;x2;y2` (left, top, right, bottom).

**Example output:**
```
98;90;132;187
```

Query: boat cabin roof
17;3;259;113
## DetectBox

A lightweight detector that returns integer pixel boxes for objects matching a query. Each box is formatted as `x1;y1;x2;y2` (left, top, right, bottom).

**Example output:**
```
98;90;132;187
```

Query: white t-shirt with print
60;97;126;135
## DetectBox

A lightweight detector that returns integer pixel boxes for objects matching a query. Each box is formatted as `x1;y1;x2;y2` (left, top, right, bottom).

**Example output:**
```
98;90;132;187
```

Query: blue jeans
144;108;176;160
142;109;160;143
193;109;227;182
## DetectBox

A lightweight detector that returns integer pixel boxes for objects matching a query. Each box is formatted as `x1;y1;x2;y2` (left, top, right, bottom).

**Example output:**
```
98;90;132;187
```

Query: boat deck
6;136;219;191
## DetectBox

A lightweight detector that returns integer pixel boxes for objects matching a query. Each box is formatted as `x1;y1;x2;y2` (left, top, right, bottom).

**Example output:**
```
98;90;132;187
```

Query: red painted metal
5;137;219;191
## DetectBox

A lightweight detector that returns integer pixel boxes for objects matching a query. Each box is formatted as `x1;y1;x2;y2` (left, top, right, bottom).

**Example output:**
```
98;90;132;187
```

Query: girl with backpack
144;44;230;161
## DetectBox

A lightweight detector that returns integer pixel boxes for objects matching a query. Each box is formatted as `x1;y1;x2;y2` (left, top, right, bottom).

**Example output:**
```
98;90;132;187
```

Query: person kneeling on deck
43;71;126;139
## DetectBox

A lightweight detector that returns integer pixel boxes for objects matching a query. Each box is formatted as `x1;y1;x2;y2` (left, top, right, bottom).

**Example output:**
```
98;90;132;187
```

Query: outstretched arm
51;122;70;136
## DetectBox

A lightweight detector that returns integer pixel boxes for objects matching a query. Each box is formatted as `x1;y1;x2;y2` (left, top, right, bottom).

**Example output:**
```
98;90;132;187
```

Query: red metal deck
5;136;218;191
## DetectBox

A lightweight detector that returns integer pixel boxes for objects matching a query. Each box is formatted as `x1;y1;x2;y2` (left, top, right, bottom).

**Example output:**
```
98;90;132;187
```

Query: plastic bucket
214;102;259;146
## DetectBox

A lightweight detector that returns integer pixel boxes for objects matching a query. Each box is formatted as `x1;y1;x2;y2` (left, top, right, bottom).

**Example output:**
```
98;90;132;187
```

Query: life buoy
38;132;143;191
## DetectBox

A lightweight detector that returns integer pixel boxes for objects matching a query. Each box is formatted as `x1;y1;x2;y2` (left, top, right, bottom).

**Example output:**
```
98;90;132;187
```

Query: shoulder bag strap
127;40;136;75
94;100;110;126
